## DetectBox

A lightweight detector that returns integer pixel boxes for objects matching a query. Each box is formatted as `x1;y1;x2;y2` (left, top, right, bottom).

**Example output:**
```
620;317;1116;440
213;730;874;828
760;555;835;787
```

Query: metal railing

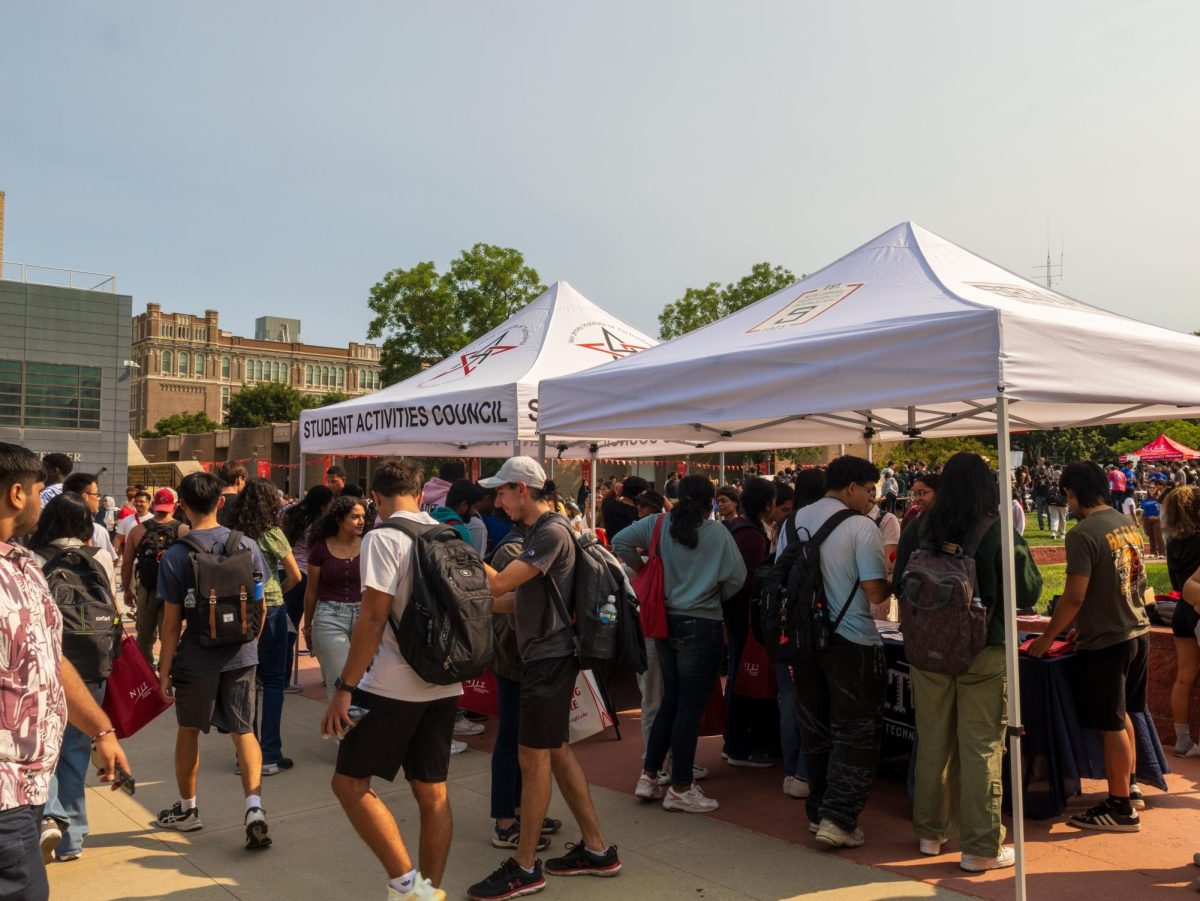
0;259;117;292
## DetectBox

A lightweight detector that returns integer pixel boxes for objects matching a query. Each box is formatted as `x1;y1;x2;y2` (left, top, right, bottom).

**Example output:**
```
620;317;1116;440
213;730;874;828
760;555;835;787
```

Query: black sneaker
493;821;550;851
245;807;271;850
1068;798;1140;832
467;858;545;900
516;815;562;835
1129;781;1145;811
156;802;203;832
544;841;621;877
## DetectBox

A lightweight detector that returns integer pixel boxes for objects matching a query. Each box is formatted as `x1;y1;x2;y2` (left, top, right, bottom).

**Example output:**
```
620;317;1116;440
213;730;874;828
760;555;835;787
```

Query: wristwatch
334;677;357;694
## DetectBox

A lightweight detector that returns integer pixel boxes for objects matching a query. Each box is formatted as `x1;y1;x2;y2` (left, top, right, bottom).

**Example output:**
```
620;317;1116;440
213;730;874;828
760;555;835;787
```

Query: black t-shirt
1167;534;1200;592
514;512;577;663
216;491;241;528
601;496;638;539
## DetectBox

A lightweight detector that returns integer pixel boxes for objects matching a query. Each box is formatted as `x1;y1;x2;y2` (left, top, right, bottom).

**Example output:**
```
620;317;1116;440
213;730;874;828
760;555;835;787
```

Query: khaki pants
134;582;164;667
910;645;1007;857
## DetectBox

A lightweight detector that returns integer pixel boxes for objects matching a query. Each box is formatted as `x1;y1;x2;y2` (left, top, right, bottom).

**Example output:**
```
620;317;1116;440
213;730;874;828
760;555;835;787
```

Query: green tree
658;262;797;339
226;382;307;428
898;436;997;468
366;243;545;384
141;411;222;439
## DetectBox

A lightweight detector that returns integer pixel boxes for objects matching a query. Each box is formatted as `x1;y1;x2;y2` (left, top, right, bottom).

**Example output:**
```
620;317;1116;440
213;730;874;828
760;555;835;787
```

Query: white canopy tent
299;280;775;512
539;222;1200;900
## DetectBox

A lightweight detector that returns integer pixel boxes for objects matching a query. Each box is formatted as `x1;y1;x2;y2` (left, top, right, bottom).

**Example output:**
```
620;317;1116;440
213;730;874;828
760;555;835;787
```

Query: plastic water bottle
184;588;197;609
599;595;618;626
253;571;265;602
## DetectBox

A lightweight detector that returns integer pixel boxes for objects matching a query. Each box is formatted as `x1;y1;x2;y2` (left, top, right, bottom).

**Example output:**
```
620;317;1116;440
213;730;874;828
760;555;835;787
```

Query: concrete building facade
129;304;384;434
0;278;133;498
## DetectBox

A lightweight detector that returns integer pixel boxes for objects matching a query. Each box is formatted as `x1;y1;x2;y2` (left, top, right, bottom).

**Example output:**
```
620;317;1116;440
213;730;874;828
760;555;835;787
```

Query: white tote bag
568;669;615;743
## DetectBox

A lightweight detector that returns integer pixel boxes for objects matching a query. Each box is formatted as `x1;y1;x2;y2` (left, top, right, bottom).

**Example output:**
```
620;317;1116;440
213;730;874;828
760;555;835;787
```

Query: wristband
334;677;357;694
91;727;116;746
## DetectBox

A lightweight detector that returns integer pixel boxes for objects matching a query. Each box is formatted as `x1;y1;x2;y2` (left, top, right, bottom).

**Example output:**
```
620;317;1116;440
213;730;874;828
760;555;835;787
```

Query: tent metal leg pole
719;452;725;486
538;435;547;473
589;445;598;529
297;453;306;494
996;393;1028;901
685;455;690;476
512;440;521;458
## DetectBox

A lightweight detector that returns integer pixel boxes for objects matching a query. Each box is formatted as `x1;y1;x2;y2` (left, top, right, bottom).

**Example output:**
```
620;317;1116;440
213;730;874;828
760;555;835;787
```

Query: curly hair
310;496;366;546
1161;485;1200;539
229;477;283;540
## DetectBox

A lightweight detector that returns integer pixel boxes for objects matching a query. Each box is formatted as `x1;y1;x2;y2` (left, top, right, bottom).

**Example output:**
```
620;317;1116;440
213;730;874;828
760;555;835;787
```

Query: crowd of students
3;440;1198;899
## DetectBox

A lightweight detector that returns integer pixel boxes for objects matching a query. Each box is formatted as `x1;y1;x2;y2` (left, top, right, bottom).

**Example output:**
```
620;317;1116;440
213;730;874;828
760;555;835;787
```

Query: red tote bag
630;514;669;639
733;633;779;700
458;670;500;717
101;633;172;738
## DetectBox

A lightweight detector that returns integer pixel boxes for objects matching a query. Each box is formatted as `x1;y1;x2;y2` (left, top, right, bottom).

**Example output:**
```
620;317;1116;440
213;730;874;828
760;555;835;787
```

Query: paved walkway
50;687;970;901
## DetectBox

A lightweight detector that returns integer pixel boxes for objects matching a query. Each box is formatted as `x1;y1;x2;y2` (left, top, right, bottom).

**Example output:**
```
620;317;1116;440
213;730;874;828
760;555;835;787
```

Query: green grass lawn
1035;561;1171;611
1022;523;1077;547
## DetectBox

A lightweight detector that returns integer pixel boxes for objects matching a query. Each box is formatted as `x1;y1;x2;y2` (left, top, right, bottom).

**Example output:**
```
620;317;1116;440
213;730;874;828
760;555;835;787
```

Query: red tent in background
1121;433;1200;461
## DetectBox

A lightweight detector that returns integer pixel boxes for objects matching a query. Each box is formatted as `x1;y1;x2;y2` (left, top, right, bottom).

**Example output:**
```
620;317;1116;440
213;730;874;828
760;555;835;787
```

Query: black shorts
1071;634;1150;732
172;664;257;734
0;805;48;901
519;655;578;750
335;691;458;783
1172;600;1199;639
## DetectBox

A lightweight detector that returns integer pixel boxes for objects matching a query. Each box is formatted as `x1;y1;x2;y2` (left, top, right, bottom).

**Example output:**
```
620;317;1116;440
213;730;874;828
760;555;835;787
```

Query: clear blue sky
2;1;1197;346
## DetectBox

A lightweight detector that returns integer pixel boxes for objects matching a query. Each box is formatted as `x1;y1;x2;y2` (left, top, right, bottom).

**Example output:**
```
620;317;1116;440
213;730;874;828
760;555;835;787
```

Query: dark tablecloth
880;636;1169;819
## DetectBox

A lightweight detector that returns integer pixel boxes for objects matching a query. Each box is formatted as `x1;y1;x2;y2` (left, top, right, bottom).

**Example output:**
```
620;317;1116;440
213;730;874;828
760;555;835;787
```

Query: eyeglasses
82;491;100;498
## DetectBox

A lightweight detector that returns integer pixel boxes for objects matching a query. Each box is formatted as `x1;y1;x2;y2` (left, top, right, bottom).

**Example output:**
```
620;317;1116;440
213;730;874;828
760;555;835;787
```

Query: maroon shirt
308;538;362;603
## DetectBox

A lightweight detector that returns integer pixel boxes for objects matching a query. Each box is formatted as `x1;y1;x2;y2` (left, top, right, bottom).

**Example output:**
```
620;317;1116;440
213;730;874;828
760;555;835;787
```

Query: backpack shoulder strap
784;510;800;548
811;507;859;546
223;530;245;556
962;514;999;558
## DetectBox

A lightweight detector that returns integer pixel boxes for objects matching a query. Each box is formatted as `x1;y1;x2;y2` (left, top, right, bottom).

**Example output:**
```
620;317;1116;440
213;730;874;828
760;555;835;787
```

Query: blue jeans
1034;494;1048;531
776;663;807;781
490;673;522;820
283;574;307;677
312;601;361;703
45;681;105;856
257;605;290;763
645;615;724;788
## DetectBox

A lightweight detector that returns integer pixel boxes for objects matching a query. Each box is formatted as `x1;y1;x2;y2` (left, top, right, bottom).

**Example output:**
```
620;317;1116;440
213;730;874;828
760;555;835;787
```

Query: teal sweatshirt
611;513;747;621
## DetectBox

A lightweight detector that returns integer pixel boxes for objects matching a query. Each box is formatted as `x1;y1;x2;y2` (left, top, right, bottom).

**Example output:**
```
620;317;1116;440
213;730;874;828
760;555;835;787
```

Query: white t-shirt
91;522;117;562
116;513;152;540
357;510;463;702
1122;496;1138;519
867;506;901;548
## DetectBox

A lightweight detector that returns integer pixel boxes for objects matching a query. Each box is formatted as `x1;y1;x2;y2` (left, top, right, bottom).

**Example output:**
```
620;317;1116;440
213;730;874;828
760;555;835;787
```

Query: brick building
129;304;383;434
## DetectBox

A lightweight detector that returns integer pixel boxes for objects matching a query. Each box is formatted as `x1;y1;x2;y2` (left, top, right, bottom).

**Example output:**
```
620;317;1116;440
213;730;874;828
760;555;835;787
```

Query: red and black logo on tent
418;326;530;387
568;321;650;360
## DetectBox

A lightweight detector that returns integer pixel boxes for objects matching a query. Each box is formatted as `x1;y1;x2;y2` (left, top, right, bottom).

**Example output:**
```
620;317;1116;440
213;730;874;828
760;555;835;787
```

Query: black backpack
135;519;181;590
179;530;263;648
544;516;646;674
758;507;861;663
379;518;494;685
40;546;122;682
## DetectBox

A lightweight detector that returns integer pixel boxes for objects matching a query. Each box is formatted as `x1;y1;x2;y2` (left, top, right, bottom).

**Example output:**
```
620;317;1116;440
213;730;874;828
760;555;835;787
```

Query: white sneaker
919;836;947;856
662;782;719;813
388;873;446;900
782;776;810;799
634;774;664;800
450;739;467;755
454;719;485;736
960;846;1016;872
814;819;865;849
655;764;708;785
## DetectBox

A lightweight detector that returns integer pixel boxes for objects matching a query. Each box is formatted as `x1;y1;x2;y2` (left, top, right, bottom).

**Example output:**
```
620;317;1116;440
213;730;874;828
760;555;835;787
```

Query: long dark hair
282;485;334;545
739;477;775;523
229;477;282;540
794;468;826;508
670;475;714;549
923;452;998;548
30;492;93;550
311;496;365;547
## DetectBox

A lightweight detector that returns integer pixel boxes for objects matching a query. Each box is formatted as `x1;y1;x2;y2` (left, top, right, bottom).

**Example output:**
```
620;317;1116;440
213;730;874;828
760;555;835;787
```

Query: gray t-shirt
157;525;266;674
513;512;577;663
775;497;888;647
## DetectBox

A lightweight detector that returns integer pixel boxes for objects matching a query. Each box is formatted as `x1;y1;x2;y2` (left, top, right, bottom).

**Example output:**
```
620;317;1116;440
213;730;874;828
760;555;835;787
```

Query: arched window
305;365;313;387
254;360;263;381
161;350;172;374
179;351;189;375
337;367;344;387
222;357;231;379
274;361;282;382
195;353;205;376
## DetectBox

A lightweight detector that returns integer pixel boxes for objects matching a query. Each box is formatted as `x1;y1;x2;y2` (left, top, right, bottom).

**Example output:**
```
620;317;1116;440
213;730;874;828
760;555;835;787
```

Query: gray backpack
898;515;996;676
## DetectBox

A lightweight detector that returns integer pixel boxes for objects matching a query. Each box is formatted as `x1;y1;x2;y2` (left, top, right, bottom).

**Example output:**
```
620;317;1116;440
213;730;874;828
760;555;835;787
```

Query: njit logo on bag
130;682;153;702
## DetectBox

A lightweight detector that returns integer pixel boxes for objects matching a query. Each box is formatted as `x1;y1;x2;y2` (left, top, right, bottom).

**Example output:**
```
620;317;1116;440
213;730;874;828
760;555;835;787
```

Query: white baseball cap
478;456;547;490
